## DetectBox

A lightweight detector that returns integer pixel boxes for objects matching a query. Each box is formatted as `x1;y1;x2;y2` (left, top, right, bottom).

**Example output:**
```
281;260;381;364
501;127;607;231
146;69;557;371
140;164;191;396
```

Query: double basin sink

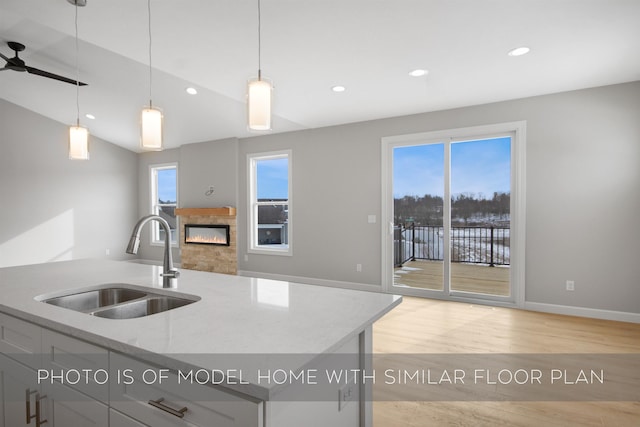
37;284;200;319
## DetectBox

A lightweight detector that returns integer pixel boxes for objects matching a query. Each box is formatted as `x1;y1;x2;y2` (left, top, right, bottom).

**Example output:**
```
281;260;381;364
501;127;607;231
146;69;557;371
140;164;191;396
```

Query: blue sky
157;168;177;202
257;158;289;199
393;137;511;199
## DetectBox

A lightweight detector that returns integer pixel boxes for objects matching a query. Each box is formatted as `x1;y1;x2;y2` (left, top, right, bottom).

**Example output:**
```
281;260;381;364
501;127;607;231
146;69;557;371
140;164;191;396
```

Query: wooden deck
394;259;510;296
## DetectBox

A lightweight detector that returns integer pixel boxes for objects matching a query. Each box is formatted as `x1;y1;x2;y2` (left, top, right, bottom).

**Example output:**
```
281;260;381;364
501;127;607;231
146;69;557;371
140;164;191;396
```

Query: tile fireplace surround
175;207;237;275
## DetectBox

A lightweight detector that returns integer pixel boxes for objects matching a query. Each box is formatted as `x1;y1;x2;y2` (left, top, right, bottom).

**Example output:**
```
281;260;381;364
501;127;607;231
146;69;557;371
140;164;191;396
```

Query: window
150;163;178;245
248;151;292;255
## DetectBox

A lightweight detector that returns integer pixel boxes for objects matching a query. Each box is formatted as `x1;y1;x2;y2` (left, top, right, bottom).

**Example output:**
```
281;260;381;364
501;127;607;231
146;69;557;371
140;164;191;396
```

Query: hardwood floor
372;297;640;426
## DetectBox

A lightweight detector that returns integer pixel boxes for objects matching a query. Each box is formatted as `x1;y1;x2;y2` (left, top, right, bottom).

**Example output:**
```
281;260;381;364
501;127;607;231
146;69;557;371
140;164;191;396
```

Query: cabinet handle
25;388;37;424
35;393;47;426
148;397;188;418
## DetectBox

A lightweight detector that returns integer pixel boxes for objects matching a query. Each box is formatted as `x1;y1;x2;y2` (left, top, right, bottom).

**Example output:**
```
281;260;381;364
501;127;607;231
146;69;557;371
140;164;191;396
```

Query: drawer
0;312;42;369
110;353;263;427
110;409;149;427
42;330;109;403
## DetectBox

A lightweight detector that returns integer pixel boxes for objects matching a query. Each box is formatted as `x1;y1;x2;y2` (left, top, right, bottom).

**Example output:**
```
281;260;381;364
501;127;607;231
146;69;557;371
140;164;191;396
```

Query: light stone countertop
0;259;401;400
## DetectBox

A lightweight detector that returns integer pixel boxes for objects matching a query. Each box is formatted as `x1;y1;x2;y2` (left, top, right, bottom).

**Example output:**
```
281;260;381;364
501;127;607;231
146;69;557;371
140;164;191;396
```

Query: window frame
149;162;179;247
247;150;293;256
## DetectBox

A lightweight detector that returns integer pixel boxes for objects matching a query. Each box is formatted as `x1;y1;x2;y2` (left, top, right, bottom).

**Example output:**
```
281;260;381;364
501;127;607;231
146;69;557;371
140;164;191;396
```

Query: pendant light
140;0;163;150
68;0;89;160
247;0;272;131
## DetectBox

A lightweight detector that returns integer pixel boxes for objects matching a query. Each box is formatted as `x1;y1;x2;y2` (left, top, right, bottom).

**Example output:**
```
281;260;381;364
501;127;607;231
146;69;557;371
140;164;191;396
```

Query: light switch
367;215;376;224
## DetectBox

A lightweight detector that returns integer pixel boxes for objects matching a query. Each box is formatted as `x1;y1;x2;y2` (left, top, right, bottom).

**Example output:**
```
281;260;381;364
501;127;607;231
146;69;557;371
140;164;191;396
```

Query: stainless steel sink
38;285;199;319
43;288;148;312
92;296;195;319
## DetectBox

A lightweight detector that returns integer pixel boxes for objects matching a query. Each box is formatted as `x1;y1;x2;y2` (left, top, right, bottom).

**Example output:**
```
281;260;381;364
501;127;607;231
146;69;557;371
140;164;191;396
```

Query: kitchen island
0;259;400;427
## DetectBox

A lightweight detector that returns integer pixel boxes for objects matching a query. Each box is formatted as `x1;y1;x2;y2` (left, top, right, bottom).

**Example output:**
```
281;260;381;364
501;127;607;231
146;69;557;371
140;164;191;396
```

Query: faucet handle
161;269;180;279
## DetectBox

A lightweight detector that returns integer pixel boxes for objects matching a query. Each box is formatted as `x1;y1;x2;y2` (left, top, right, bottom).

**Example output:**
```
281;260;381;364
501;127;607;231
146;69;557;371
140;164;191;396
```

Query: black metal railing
394;224;510;267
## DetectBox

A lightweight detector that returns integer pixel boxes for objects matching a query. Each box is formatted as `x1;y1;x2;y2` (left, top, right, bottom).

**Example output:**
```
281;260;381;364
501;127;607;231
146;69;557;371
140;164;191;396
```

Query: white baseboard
240;270;640;324
525;301;640;324
237;270;382;293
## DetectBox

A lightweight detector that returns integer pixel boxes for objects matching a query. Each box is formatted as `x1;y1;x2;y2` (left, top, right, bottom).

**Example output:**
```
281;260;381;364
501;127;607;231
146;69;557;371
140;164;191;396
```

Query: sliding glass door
449;137;511;297
382;123;525;305
393;143;445;291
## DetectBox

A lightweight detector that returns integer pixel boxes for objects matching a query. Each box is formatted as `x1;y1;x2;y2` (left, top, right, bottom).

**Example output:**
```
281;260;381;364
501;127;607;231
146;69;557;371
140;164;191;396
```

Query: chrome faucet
126;214;180;288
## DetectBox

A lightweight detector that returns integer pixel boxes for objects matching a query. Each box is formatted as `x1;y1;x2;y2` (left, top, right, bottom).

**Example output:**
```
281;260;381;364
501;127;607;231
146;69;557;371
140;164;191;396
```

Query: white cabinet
0;312;44;427
42;329;110;404
0;312;42;369
44;381;109;427
0;354;47;427
110;353;263;427
2;312;265;427
110;409;148;427
0;313;108;427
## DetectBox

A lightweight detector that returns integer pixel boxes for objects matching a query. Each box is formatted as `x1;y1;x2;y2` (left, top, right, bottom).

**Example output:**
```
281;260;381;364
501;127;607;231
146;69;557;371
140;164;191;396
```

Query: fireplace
184;224;230;246
175;207;236;275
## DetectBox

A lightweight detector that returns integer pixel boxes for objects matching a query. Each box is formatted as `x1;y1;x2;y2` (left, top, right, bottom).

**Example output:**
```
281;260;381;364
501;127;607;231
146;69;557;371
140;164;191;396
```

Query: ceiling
1;0;639;153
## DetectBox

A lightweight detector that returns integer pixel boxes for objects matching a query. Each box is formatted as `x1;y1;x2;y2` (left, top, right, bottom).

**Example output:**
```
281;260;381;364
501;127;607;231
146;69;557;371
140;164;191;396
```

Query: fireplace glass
184;224;230;246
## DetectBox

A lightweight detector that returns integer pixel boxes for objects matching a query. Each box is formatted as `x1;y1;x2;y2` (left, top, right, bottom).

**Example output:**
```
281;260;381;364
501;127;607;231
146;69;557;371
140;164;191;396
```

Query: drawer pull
25;388;37;424
148;397;188;418
35;393;48;426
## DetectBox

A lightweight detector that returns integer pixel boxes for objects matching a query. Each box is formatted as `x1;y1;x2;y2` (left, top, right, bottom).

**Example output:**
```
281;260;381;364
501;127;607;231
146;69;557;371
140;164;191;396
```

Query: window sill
248;246;292;257
150;241;179;248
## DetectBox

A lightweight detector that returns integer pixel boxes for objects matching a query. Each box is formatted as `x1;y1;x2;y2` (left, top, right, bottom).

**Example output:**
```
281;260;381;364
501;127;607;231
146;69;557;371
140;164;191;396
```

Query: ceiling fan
0;41;87;86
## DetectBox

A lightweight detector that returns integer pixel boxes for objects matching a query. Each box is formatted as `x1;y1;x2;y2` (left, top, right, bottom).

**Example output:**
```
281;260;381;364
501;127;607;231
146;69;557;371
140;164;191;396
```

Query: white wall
134;81;640;316
0;99;138;268
237;81;640;315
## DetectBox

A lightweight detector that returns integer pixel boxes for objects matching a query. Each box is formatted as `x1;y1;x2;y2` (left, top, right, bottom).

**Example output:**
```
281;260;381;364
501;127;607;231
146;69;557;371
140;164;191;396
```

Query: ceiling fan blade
25;66;87;86
0;67;9;72
0;51;12;63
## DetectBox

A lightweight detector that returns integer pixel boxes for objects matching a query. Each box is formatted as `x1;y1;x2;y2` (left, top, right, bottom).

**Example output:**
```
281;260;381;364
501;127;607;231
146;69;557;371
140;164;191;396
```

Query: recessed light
85;113;95;120
332;85;346;93
507;47;530;57
409;69;428;77
186;87;198;95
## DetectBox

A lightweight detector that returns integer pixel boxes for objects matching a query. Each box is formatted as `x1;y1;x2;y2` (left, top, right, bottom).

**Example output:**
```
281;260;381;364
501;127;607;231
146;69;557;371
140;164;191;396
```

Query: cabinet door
0;354;43;427
42;329;109;403
43;381;109;427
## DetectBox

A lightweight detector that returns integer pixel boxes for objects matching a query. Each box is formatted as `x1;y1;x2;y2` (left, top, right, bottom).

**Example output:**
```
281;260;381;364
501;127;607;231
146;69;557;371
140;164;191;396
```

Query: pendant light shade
247;0;272;131
69;125;89;160
248;76;272;131
140;0;163;151
141;106;163;150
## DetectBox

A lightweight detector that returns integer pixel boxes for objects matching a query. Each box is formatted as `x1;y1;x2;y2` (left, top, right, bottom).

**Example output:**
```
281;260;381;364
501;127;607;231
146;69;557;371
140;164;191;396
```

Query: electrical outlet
105;248;110;256
566;280;575;291
338;382;355;411
356;263;362;272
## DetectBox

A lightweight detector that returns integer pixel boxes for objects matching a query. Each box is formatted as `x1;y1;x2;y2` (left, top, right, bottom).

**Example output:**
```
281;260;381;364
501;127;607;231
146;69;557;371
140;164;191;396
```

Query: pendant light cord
257;0;262;80
148;0;153;107
74;2;80;127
